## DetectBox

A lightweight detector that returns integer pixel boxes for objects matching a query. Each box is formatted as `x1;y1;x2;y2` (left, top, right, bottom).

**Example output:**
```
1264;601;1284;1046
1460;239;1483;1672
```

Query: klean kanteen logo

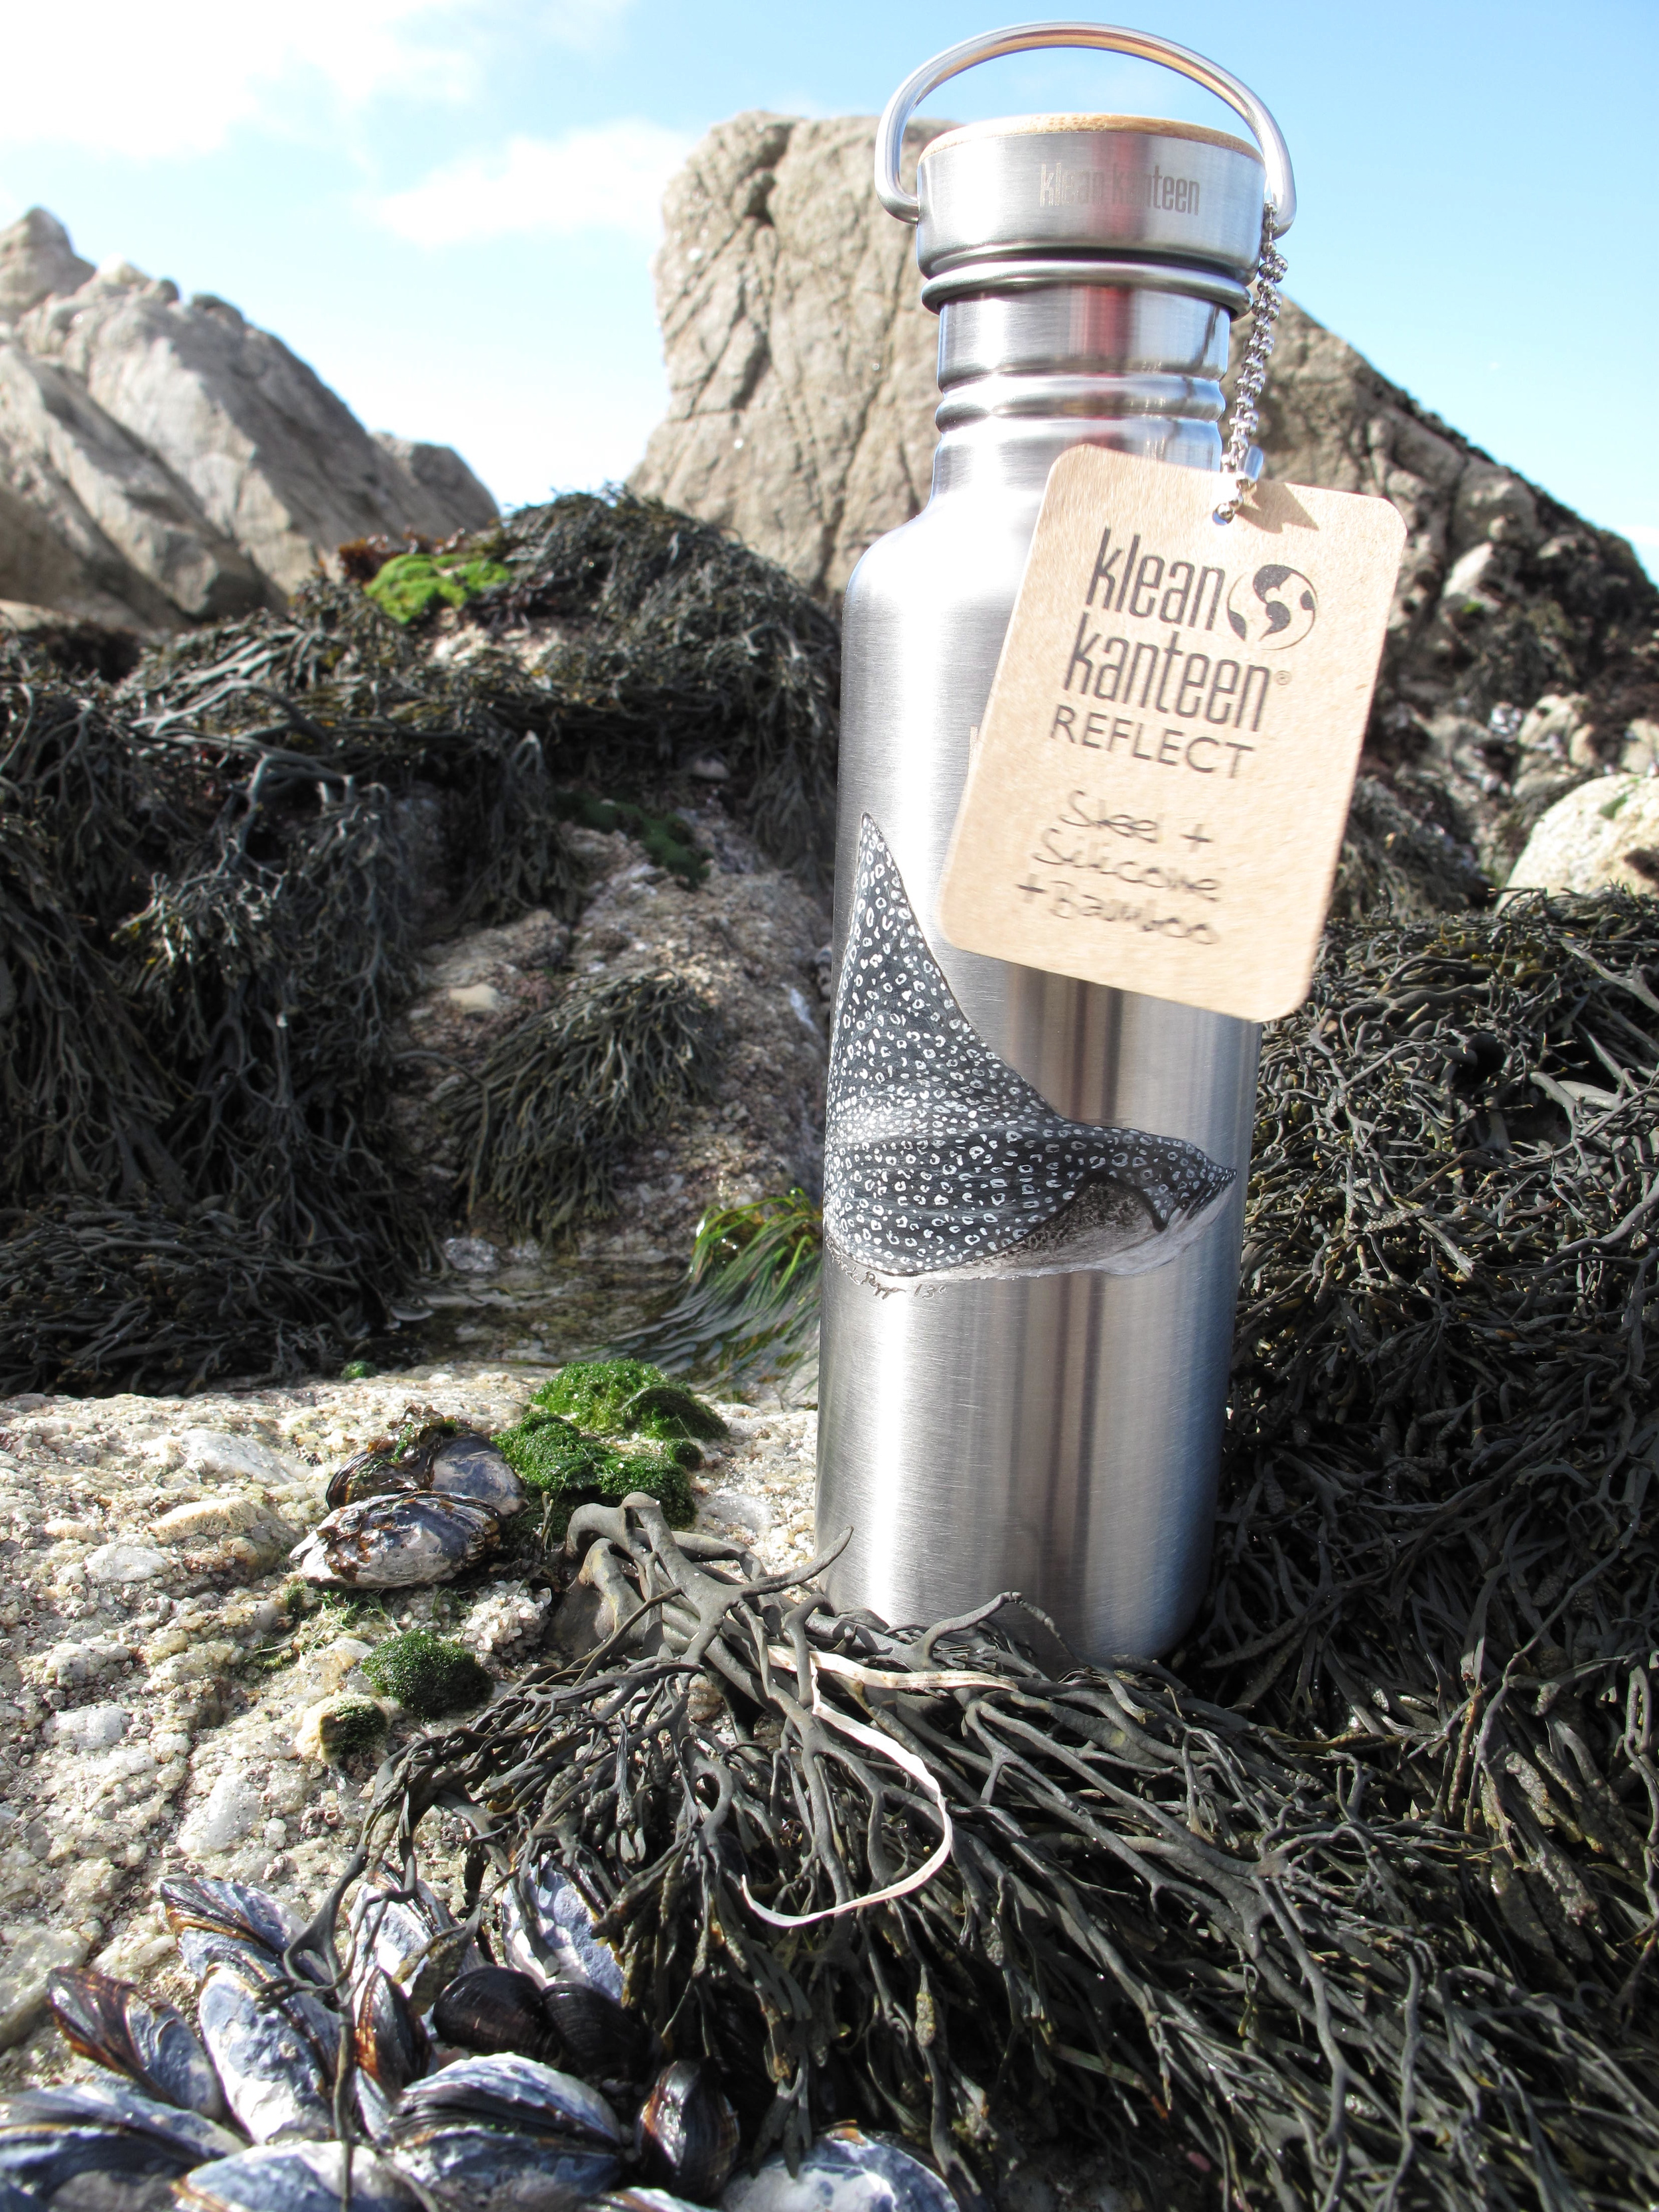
1038;161;1201;214
1045;522;1315;778
1226;565;1318;650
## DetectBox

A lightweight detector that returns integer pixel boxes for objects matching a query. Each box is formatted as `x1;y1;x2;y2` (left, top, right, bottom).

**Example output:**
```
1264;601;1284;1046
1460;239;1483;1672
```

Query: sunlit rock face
0;207;496;632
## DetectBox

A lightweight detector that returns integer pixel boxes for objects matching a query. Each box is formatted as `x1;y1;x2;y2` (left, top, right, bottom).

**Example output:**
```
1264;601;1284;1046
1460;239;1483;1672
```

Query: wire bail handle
873;20;1297;235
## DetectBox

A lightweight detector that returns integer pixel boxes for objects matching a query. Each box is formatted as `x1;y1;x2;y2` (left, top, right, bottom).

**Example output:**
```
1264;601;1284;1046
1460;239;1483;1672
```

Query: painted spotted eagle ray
824;814;1236;1290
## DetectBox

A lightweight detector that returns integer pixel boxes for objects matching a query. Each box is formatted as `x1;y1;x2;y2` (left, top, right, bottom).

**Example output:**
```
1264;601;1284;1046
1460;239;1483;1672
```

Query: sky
3;0;1656;580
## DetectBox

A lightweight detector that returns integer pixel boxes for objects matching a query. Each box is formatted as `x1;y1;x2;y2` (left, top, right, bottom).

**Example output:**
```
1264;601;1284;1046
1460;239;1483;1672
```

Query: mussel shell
431;1966;559;2065
177;2141;422;2212
390;2054;622;2147
290;1493;502;1587
386;2126;621;2212
718;2130;958;2212
160;1877;305;1961
541;1980;655;2097
0;2081;240;2196
427;1434;524;1514
47;1966;224;2120
354;1963;429;2096
593;2194;707;2212
635;2063;739;2202
351;1868;480;2012
196;1961;338;2144
498;1861;624;2000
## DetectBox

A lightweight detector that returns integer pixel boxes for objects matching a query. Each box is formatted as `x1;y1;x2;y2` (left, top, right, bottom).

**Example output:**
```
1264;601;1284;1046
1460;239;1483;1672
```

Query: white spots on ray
824;816;1233;1279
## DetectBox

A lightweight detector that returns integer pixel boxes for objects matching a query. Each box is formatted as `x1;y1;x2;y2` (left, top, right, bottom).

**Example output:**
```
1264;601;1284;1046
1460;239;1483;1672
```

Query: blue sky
5;1;1656;579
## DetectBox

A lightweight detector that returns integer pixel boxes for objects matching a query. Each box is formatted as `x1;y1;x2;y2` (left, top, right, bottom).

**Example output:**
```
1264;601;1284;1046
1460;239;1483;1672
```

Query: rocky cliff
632;113;1659;879
0;208;497;632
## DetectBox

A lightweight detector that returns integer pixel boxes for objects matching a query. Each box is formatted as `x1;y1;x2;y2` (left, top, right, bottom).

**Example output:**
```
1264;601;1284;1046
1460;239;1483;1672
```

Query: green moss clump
315;1696;387;1758
341;1358;376;1380
534;1358;726;1451
364;552;511;627
360;1630;492;1718
494;1404;694;1540
554;792;706;887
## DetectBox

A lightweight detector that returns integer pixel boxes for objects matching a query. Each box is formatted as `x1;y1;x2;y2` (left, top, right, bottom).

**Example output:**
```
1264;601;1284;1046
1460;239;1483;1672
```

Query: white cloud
0;0;640;161
373;120;693;246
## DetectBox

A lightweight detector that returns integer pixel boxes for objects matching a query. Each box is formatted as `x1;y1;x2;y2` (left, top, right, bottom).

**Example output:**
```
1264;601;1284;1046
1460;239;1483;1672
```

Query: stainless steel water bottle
815;25;1297;1659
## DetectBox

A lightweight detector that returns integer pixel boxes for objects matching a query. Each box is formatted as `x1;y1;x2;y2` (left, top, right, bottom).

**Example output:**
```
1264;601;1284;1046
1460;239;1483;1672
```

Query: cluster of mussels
0;1862;955;2212
288;1425;528;1589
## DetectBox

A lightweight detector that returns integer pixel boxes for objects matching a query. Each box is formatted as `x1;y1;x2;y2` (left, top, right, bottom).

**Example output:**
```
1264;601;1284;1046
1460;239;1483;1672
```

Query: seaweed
615;1189;822;1393
364;549;510;625
466;488;841;881
447;972;717;1241
531;1357;726;1446
0;487;825;1392
378;891;1659;2211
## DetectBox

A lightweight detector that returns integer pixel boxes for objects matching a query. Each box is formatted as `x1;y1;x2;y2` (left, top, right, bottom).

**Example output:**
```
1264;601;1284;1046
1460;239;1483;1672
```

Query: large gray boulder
632;115;1659;878
0;209;498;631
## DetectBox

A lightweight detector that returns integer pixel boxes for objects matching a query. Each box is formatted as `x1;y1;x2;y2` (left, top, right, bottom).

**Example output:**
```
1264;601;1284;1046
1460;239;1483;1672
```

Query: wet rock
0;1922;88;2047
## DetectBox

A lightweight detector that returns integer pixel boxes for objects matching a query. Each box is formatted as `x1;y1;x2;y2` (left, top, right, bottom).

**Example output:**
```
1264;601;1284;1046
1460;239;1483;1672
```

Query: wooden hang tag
938;445;1406;1021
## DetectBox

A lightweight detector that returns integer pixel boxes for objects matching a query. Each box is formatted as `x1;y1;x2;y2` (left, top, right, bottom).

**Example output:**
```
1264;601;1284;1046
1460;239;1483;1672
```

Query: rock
84;1542;169;1585
372;434;498;533
0;339;265;623
48;1704;129;1750
293;1695;390;1765
0;208;498;628
1506;775;1659;897
0;1362;819;2064
151;1495;263;1544
0;210;92;327
179;1430;299;1486
632;113;945;602
0;1921;88;2047
633;114;1659;883
177;1765;264;1857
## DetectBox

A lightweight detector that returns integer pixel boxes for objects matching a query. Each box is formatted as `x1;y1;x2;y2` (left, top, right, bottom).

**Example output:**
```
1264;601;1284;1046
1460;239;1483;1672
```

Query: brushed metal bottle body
816;131;1267;1658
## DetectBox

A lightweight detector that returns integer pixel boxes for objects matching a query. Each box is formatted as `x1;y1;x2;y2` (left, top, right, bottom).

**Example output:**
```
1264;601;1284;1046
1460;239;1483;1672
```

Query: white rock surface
1506;774;1659;897
0;207;497;628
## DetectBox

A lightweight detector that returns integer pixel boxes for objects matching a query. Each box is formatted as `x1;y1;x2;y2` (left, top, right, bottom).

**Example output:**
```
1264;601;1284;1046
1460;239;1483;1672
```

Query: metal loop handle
875;20;1295;236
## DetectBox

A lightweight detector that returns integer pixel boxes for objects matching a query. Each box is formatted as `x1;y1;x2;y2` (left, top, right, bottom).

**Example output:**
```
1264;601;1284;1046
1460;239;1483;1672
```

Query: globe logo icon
1226;563;1318;650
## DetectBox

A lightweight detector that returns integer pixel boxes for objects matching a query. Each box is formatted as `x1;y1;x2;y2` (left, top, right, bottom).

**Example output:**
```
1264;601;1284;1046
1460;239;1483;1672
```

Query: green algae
494;1409;691;1540
364;551;510;626
361;1629;492;1718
